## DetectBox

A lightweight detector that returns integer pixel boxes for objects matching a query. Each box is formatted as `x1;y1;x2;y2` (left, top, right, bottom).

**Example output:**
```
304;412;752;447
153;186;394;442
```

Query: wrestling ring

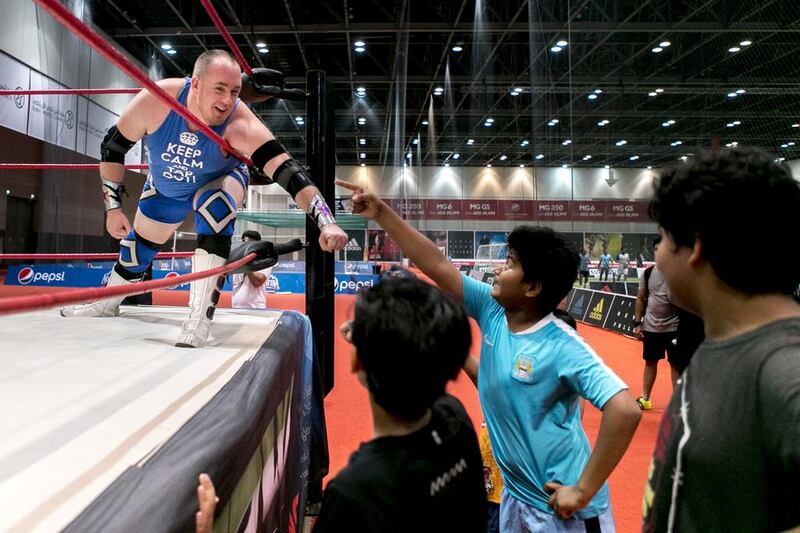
0;1;334;531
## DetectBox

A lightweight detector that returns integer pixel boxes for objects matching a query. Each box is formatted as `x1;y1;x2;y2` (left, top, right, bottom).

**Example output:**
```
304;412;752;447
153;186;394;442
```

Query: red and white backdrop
383;198;650;223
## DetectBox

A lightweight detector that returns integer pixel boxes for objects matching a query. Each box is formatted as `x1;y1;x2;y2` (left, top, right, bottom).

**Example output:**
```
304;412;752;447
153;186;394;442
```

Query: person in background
231;230;271;309
614;248;630;282
598;249;612;281
632;236;682;410
314;278;486;532
642;147;800;532
578;250;590;287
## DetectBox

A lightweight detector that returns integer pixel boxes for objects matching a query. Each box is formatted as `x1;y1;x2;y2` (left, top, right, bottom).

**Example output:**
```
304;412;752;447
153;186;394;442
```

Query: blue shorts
500;490;615;532
137;166;248;225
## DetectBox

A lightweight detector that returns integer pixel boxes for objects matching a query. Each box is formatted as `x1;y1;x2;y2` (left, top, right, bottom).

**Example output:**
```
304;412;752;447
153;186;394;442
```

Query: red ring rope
198;0;253;76
0;252;193;260
0;163;148;171
31;0;253;167
0;252;255;316
0;88;139;96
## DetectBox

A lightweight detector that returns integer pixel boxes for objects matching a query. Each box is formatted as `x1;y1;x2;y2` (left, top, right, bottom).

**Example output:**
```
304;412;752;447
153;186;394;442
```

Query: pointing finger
335;179;361;193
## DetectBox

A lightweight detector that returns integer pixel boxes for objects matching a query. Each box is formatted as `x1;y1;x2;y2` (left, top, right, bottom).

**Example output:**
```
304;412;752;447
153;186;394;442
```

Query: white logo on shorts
180;132;199;146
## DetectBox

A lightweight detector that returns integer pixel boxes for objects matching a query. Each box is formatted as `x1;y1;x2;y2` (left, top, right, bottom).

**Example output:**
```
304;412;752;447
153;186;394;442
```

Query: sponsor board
6;265;103;287
568;289;590;321
584;292;615;327
605;297;637;336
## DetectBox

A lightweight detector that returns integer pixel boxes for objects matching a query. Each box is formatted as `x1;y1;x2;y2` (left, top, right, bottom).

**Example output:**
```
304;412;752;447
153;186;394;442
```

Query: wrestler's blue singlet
144;78;242;199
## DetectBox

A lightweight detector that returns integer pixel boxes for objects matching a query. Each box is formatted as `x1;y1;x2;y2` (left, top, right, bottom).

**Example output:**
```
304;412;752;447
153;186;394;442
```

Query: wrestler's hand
319;223;348;252
229;240;278;272
240;68;284;104
106;209;131;239
195;473;218;533
334;180;385;220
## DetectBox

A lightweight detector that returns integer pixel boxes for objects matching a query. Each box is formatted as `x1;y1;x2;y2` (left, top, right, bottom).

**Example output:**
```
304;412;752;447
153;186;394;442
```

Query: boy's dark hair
652;235;662;250
241;230;262;241
507;226;580;314
351;278;471;419
649;147;800;295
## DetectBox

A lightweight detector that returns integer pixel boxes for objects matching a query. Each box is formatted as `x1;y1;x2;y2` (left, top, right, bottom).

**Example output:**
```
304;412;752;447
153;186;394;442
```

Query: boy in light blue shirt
337;179;641;532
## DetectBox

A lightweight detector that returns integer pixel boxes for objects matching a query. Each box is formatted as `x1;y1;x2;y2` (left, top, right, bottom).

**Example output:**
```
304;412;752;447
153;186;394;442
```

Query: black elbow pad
101;125;136;164
273;159;315;198
251;139;288;171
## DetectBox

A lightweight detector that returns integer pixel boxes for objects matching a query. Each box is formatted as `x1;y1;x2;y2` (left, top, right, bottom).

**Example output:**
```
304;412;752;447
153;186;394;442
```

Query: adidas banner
568;289;591;321
583;291;615;328
342;229;366;262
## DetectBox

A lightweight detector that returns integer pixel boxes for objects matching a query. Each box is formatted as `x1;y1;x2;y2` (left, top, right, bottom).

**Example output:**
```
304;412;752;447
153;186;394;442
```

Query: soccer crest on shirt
511;354;535;383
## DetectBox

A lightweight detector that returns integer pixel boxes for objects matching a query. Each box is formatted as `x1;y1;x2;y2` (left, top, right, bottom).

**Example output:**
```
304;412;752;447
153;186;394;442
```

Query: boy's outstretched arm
544;390;641;519
336;180;463;300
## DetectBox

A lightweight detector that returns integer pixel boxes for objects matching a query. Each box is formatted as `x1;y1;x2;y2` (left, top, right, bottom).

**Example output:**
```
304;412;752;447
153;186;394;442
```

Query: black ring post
306;70;335;396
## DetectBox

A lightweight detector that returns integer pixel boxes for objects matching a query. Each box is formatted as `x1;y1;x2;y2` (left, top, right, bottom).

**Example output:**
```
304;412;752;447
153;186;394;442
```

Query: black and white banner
0;51;30;134
27;71;78;150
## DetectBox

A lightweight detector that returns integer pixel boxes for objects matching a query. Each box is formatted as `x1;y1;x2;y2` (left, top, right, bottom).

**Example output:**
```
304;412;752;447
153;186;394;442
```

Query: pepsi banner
8;265;106;287
265;273;379;295
7;265;231;291
6;265;379;296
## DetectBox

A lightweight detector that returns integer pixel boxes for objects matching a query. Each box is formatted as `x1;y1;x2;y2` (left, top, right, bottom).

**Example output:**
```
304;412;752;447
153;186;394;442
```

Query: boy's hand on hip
544;481;591;520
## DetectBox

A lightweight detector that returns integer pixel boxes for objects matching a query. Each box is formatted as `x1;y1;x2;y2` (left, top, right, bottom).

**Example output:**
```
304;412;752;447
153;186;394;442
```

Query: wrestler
62;50;347;348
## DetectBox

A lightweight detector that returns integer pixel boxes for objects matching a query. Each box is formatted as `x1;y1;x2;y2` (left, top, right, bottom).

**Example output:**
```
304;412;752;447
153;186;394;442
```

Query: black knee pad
197;234;232;258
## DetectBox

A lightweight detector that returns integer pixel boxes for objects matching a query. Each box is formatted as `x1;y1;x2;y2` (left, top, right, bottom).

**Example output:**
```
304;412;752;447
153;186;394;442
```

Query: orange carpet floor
325;295;671;533
0;285;669;532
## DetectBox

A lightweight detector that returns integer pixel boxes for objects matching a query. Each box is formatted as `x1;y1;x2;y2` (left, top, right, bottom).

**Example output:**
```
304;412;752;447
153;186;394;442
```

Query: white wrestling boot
60;269;132;317
175;249;226;348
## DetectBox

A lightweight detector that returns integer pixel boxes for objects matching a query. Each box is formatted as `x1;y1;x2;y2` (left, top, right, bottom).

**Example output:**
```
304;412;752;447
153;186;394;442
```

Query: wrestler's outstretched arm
232;107;348;252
